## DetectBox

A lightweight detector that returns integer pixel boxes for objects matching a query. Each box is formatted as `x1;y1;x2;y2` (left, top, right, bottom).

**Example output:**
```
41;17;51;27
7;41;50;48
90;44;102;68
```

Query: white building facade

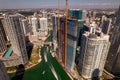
39;18;48;36
31;17;38;36
79;31;110;79
3;14;28;64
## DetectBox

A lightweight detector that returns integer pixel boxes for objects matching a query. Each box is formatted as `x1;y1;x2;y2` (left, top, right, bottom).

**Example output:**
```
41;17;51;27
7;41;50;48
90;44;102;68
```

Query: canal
9;45;71;80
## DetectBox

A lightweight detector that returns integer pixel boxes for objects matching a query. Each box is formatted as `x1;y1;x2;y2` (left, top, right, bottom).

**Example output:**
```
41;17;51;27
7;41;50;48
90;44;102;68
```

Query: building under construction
68;9;87;47
55;0;88;71
56;0;88;71
58;17;78;71
66;19;78;71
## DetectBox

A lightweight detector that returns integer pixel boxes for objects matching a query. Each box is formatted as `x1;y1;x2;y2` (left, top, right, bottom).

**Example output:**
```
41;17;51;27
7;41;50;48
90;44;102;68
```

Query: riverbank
9;45;71;80
7;47;42;74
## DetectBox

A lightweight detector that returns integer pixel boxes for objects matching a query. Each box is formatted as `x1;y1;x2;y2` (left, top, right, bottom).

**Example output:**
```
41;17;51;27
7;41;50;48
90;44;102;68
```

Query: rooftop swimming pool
4;48;13;58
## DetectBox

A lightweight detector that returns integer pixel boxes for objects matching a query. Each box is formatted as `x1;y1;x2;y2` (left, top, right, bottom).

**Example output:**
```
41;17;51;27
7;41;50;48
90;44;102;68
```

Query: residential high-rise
52;14;58;41
3;14;28;64
101;15;107;24
79;29;110;79
0;18;7;55
31;17;38;36
21;19;30;35
51;14;63;52
27;16;32;24
59;18;65;62
33;12;38;18
101;17;112;34
39;17;48;36
0;60;9;80
82;10;87;20
89;11;96;20
0;17;7;41
52;14;58;52
42;11;47;18
105;6;120;76
77;20;85;46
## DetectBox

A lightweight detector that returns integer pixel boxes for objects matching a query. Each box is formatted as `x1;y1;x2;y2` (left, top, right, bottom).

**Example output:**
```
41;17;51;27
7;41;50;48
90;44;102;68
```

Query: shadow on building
92;69;100;80
75;53;80;65
113;75;120;80
11;64;25;80
25;36;33;60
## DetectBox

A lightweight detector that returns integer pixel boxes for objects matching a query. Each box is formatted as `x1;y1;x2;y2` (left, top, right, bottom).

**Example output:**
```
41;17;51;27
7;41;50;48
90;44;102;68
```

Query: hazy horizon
0;0;120;9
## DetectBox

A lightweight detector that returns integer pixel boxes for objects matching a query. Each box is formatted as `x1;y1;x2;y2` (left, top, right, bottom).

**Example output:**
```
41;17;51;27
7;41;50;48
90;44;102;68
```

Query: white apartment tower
79;31;110;78
0;18;7;55
31;17;38;36
42;11;47;18
3;14;28;64
21;19;30;35
39;18;48;36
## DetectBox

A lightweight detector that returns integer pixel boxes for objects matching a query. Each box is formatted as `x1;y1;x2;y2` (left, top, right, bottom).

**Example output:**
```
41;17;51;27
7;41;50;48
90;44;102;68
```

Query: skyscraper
21;19;30;35
77;20;85;46
52;14;58;52
79;29;110;79
52;14;58;41
0;18;7;55
0;60;9;80
31;17;38;36
42;11;47;18
68;9;86;46
52;14;63;52
3;14;28;64
66;19;78;71
105;6;120;76
59;18;65;63
101;17;112;34
39;17;48;36
59;18;78;71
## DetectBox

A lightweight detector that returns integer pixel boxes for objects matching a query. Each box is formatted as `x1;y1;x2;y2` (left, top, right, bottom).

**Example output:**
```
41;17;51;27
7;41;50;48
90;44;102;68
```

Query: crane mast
58;0;68;68
64;0;68;68
58;0;61;60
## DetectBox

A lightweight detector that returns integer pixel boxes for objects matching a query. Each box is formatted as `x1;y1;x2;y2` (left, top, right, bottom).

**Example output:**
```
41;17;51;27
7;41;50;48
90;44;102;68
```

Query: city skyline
0;0;120;9
0;1;120;79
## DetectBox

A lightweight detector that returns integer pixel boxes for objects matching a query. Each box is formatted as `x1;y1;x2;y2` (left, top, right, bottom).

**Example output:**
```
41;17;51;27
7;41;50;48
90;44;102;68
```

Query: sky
0;0;120;9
